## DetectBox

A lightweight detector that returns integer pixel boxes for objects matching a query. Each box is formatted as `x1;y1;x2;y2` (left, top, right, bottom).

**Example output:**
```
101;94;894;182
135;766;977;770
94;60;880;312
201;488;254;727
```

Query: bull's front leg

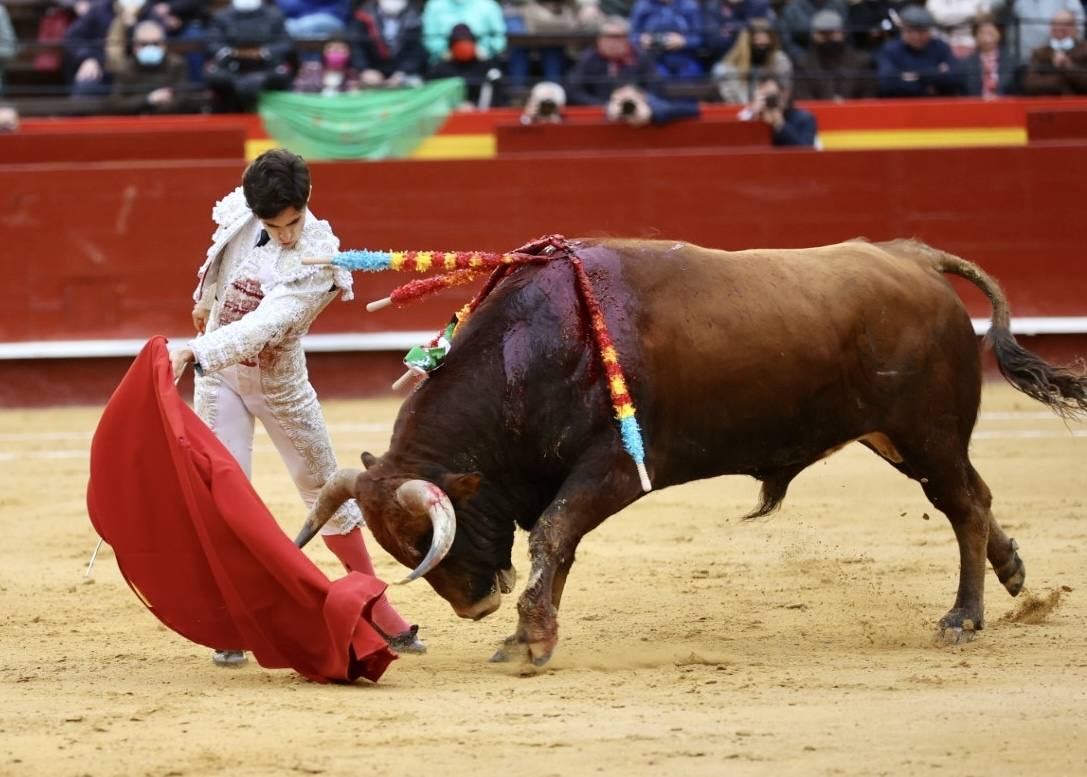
490;454;643;667
490;515;569;666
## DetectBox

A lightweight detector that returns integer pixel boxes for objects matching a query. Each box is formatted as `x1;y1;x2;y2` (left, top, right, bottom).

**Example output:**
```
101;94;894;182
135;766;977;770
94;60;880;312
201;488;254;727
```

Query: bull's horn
294;468;361;548
394;480;456;584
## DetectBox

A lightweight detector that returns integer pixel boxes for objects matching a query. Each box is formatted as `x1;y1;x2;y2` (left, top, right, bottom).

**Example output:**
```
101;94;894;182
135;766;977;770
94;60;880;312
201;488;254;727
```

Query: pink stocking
322;529;411;637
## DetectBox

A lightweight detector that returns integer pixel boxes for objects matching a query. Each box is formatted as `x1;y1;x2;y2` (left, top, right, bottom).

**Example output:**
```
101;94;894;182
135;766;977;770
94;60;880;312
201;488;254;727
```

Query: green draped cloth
258;79;466;160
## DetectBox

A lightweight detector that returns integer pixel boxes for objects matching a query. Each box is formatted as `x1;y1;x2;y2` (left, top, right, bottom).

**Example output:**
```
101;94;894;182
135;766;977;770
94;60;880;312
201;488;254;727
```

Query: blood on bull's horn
395;480;456;584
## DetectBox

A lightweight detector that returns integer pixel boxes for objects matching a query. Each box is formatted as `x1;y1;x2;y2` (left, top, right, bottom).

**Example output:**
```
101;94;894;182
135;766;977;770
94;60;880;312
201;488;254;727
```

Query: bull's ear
440;472;481;503
361;451;379;470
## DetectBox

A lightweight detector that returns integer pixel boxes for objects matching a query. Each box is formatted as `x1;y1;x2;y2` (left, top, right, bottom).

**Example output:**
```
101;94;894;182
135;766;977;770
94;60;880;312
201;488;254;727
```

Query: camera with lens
763;93;781;110
537;98;558;118
619;98;639;117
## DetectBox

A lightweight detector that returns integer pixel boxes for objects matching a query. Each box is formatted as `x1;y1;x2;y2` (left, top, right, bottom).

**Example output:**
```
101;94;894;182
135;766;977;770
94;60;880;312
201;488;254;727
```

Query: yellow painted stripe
610;376;627;396
820;127;1026;150
412;134;496;160
616;405;635;419
245;138;279;161
261;127;1025;162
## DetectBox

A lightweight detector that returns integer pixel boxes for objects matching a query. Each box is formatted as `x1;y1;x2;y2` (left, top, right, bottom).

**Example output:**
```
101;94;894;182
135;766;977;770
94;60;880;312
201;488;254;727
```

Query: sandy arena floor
1;383;1085;776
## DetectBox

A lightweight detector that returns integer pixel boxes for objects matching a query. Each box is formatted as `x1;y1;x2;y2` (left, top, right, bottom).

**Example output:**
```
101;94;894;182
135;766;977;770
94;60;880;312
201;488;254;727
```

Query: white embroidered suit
189;187;361;534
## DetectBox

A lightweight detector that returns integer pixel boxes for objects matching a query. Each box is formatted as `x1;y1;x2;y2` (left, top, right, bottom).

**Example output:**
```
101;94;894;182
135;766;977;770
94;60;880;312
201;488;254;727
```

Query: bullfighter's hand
170;347;194;383
191;305;209;334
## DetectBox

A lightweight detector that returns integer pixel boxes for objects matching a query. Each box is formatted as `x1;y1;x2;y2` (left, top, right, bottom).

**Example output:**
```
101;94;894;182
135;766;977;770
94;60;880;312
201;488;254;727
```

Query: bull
294;238;1087;666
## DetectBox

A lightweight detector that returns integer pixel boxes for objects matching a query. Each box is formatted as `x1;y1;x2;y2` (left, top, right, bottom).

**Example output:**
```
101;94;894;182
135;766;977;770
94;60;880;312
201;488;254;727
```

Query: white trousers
194;363;362;535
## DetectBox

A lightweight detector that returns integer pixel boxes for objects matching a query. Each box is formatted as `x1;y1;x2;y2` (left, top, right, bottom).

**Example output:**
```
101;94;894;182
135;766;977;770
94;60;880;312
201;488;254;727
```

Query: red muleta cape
86;336;396;683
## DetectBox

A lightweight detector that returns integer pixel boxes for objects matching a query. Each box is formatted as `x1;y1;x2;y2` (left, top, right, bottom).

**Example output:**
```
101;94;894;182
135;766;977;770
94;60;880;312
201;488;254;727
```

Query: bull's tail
912;241;1087;419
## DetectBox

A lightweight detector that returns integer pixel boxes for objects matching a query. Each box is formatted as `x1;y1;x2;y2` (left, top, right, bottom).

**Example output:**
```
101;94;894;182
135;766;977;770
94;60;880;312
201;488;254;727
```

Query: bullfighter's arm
187;268;337;374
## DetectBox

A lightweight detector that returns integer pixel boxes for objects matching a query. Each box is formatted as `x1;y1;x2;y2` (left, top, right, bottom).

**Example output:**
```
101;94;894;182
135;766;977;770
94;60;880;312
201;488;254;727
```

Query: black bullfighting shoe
386;625;427;655
212;649;248;667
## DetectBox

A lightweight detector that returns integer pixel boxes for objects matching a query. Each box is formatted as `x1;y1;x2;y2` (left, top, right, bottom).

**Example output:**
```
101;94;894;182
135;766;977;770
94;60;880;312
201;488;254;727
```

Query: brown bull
295;238;1087;666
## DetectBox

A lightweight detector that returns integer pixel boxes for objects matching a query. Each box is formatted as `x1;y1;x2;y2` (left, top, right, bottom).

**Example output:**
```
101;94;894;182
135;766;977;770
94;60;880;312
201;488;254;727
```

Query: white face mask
379;0;408;15
1050;36;1075;51
233;0;262;12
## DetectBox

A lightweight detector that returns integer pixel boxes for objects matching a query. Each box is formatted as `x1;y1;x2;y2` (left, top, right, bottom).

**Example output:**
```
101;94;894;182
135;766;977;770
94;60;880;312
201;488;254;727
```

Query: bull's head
294;453;516;621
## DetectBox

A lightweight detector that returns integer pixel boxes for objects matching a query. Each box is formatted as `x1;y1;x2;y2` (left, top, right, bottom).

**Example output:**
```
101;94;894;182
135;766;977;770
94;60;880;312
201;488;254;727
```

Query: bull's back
574;239;977;483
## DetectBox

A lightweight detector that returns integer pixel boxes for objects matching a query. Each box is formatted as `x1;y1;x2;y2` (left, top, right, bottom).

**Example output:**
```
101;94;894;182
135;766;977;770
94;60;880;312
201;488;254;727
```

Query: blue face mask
136;44;165;66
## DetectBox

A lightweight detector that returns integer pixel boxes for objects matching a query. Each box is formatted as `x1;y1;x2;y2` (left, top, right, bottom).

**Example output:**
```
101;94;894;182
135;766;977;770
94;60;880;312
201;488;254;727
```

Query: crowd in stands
1;0;1087;144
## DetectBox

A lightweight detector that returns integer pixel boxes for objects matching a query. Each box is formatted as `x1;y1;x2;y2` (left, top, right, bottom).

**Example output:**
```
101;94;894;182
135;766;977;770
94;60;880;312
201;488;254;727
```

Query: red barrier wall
2;141;1086;404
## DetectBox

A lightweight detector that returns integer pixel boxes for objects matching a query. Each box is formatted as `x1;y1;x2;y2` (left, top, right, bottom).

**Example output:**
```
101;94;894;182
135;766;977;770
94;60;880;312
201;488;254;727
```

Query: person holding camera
737;74;817;146
628;0;704;79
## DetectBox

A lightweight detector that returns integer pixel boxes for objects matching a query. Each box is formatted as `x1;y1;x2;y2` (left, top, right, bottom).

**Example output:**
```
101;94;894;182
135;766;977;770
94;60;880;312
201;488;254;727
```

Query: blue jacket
877;37;965;97
773;106;817;146
629;0;703;51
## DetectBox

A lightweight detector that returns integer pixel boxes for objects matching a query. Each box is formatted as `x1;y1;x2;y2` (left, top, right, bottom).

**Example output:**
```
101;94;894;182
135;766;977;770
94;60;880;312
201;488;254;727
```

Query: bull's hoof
488;633;554;667
936;610;983;645
996;540;1026;597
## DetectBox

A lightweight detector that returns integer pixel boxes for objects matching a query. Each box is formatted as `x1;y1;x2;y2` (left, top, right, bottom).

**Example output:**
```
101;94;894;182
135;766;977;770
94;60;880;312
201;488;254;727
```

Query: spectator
1022;9;1087;94
574;0;633;29
347;0;426;86
0;4;15;96
962;15;1015;96
293;34;361;92
106;0;153;73
927;0;999;30
103;0;212;84
105;18;195;112
779;0;848;62
876;4;964;95
278;0;349;38
713;17;792;103
1012;0;1083;64
794;9;876;99
504;0;579;87
738;73;817;145
204;0;295;112
64;0;116;97
848;0;913;52
0;101;18;131
566;15;660;105
701;0;773;64
428;23;506;107
421;0;506;64
628;0;704;79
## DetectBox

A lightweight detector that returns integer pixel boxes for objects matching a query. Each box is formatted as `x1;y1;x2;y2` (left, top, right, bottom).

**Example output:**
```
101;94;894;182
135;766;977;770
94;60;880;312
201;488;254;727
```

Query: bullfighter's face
260;206;306;249
355;460;511;621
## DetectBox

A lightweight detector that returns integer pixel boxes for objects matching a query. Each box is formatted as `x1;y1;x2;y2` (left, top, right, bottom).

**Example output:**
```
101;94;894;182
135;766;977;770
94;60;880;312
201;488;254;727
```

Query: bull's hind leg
901;450;1001;643
863;440;1025;599
490;447;642;667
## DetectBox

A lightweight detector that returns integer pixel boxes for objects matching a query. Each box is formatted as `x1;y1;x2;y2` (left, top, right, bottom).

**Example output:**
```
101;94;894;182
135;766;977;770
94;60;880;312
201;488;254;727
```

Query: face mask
379;0;407;14
451;40;477;62
1051;36;1075;51
233;0;262;12
324;50;350;69
135;43;165;66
